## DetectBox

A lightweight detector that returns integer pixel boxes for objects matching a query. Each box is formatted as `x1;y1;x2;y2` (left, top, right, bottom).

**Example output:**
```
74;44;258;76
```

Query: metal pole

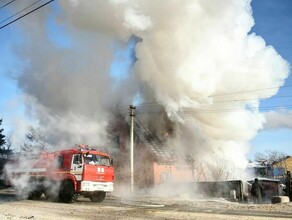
129;105;135;193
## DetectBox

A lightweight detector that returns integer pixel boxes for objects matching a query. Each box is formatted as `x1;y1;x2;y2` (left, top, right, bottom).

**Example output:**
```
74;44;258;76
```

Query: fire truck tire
16;187;30;200
89;191;106;202
44;189;59;202
59;180;78;203
28;190;43;200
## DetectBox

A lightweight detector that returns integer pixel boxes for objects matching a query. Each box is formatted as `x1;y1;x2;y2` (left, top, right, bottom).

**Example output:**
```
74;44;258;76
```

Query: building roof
134;120;174;162
272;156;292;165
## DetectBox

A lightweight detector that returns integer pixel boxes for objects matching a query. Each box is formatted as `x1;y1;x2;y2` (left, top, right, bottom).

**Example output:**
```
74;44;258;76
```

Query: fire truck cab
7;145;114;203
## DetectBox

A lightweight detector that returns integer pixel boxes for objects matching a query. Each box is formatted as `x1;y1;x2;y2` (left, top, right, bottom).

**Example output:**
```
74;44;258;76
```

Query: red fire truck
5;145;114;203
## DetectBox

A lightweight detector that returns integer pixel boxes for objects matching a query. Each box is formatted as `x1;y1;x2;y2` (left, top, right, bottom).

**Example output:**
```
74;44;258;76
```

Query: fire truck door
71;154;83;181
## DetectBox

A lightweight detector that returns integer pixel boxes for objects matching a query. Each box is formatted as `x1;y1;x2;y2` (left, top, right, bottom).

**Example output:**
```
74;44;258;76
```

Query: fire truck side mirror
110;158;113;166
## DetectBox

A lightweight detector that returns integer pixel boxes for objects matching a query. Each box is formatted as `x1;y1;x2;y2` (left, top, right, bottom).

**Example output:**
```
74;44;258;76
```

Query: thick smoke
9;0;289;178
264;110;292;129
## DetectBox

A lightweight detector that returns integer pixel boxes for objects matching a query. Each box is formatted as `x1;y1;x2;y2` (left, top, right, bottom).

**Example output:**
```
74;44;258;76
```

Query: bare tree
185;155;206;181
20;127;47;153
255;150;287;163
255;150;288;178
208;156;234;181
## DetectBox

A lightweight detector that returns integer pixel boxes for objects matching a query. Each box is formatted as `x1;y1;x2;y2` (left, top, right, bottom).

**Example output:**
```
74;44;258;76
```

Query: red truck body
6;145;114;203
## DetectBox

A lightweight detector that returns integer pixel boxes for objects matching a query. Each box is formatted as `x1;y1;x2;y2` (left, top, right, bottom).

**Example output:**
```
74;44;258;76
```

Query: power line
210;85;292;97
116;85;292;111
0;0;55;30
134;103;292;115
118;96;292;116
116;99;292;116
131;93;292;111
0;0;16;10
179;105;292;114
0;0;43;25
213;94;292;104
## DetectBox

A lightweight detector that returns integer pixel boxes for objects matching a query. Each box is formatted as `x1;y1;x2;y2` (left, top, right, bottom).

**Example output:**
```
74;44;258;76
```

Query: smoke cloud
264;110;292;129
8;0;290;178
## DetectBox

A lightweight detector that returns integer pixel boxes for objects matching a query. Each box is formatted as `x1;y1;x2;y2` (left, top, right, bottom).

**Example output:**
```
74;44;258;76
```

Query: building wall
134;143;155;189
274;157;292;175
112;117;194;189
153;163;194;185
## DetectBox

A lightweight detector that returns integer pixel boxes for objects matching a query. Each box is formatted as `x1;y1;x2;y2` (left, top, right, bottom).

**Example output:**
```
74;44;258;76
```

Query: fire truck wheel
44;189;59;202
59;180;78;203
16;187;30;200
89;191;106;202
28;190;43;200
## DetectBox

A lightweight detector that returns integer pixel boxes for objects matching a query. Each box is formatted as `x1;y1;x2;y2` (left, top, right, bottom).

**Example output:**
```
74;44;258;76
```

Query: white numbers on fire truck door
97;167;104;173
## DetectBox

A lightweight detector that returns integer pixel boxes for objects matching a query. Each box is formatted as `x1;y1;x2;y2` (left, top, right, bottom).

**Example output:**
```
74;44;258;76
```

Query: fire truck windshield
83;154;110;166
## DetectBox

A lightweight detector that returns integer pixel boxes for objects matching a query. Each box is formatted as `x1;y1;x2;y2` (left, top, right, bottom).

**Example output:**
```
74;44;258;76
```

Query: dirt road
1;190;292;220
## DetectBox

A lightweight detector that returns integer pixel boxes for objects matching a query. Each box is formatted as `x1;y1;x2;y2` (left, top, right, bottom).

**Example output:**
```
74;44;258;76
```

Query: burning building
4;0;290;198
109;111;241;194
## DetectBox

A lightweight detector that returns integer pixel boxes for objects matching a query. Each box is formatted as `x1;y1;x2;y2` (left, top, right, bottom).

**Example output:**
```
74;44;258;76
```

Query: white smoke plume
264;110;292;129
8;0;290;179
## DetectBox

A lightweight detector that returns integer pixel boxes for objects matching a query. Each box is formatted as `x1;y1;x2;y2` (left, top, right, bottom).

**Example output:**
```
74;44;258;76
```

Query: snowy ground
1;189;292;220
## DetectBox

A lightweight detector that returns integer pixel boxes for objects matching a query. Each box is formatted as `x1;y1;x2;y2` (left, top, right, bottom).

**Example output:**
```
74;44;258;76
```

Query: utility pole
129;105;136;193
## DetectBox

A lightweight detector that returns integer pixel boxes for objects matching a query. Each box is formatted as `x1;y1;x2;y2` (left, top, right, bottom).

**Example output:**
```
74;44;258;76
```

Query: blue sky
248;0;292;158
0;0;292;159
